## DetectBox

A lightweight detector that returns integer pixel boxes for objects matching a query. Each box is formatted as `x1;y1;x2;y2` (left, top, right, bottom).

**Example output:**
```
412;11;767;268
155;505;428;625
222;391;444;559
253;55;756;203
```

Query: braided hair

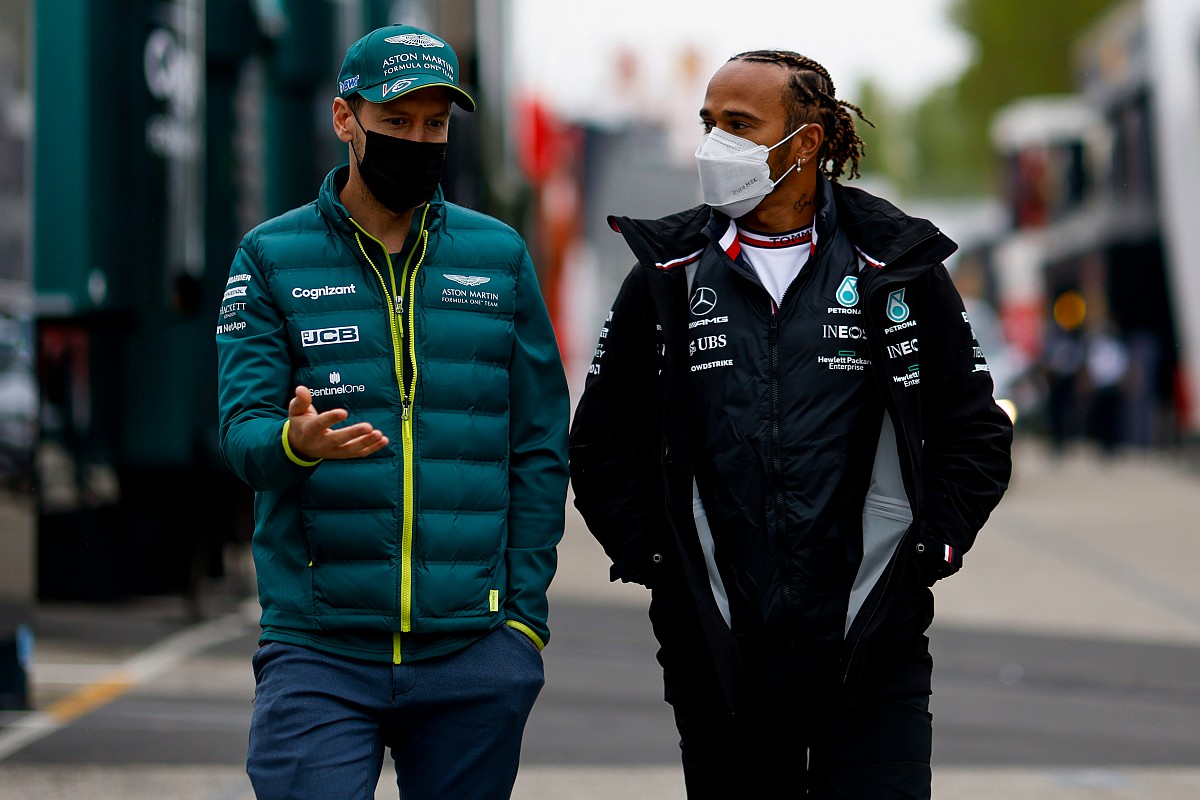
729;50;873;181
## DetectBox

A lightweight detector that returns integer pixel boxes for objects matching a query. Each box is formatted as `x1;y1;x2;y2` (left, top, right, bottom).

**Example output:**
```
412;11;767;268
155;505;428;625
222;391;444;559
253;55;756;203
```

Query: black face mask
351;111;447;214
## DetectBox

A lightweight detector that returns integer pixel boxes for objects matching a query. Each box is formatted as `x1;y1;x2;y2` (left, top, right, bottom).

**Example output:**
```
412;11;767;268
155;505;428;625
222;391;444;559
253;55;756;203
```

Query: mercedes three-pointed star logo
690;286;717;316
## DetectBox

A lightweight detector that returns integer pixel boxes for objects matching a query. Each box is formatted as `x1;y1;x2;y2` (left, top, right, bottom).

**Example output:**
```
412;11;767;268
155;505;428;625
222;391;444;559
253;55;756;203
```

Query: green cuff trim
505;619;545;651
282;420;322;467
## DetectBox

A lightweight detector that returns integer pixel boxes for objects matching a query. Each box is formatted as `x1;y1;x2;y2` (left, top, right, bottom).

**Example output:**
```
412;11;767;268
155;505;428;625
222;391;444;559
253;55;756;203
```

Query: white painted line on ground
0;762;1198;799
0;601;258;762
28;664;123;684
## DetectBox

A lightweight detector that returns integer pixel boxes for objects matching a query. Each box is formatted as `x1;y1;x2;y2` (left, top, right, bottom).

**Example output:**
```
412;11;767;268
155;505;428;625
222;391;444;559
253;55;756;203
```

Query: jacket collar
317;165;446;237
607;205;712;273
829;179;956;268
608;175;956;273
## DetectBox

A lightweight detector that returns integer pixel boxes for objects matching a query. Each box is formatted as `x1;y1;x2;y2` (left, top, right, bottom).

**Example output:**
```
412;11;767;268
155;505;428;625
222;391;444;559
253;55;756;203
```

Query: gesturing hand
287;385;389;461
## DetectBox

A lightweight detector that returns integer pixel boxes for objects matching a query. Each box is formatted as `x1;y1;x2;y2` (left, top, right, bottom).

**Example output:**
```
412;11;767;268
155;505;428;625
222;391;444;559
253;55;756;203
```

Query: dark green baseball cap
337;24;475;111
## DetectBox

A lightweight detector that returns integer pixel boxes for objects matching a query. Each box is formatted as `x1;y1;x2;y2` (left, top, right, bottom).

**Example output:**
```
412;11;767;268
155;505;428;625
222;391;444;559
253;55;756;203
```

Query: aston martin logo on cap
385;33;444;48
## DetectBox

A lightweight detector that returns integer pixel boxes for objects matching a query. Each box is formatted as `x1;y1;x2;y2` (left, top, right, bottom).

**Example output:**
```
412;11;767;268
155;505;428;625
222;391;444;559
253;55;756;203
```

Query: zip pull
402;401;411;421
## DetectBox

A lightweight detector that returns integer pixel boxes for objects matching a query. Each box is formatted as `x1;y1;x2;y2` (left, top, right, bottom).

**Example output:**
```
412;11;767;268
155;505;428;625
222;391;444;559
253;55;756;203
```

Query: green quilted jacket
216;167;568;662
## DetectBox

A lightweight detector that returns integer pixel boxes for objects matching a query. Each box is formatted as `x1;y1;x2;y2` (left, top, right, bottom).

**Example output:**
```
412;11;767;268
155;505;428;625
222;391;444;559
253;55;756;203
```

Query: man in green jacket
215;24;569;800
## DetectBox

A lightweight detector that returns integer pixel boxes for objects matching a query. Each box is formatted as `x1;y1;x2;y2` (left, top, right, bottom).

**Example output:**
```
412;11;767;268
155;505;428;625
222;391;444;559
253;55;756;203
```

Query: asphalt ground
1;436;1199;798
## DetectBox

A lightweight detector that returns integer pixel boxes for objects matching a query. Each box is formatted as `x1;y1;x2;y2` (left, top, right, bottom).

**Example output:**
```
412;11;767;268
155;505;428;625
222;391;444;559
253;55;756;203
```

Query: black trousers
649;574;933;799
672;688;931;799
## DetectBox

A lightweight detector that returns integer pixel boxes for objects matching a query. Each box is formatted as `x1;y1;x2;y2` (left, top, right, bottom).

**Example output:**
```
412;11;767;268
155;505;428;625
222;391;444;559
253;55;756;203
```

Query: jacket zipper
742;255;813;628
767;304;789;613
350;209;429;658
399;229;428;634
764;264;813;625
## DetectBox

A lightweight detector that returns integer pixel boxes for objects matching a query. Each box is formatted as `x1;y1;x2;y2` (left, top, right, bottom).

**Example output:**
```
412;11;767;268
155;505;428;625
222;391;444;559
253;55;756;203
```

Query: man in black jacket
569;50;1013;799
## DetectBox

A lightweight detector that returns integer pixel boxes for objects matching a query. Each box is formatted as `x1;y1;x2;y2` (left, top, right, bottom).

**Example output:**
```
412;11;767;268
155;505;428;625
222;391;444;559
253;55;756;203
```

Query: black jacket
569;178;1013;710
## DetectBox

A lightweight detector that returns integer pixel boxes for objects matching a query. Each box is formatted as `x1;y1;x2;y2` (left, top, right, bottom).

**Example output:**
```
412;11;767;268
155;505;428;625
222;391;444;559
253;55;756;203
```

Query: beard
766;144;797;186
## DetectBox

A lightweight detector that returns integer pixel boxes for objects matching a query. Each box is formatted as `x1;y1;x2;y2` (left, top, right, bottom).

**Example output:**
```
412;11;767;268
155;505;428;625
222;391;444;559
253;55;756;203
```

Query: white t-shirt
737;224;816;307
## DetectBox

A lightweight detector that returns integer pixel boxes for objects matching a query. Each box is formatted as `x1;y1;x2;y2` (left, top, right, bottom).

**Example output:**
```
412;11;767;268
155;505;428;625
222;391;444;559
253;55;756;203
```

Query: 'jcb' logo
301;326;360;347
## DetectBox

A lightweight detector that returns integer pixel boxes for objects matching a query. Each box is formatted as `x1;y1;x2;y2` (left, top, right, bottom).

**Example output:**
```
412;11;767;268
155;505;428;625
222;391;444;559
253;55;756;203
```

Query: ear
332;97;356;144
793;123;824;169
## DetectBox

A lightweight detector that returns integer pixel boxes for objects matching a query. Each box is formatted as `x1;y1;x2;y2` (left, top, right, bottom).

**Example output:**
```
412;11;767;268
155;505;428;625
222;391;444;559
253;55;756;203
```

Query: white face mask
694;124;808;218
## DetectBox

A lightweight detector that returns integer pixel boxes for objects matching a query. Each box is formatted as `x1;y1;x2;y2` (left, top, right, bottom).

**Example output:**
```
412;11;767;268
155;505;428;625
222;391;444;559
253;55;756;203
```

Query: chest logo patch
690;287;718;316
886;289;910;323
301;325;360;347
836;276;859;308
445;274;490;287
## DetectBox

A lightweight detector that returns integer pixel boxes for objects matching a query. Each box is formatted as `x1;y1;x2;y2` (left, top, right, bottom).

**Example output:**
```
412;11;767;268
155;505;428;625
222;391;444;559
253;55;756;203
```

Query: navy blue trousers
246;625;544;800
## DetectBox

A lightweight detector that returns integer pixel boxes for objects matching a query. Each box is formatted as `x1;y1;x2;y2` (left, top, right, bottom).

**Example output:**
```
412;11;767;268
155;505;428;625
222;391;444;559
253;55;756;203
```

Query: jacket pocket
846;494;914;636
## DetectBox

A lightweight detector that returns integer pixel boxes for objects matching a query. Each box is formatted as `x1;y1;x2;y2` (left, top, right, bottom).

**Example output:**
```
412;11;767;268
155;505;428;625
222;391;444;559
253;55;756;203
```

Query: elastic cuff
282;420;322;467
914;529;962;584
505;619;546;651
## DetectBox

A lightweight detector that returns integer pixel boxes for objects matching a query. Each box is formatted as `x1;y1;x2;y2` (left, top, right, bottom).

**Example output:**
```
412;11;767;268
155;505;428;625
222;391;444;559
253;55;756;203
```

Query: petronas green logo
886;289;910;323
836;276;859;307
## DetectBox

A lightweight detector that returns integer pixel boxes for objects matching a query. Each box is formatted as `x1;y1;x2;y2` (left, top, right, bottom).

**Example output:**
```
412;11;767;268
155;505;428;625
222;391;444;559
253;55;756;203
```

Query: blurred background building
0;0;1198;710
985;0;1200;452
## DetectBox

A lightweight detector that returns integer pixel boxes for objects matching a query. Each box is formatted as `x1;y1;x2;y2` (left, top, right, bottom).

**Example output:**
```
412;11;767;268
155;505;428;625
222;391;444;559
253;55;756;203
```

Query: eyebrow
698;107;763;122
380;108;452;119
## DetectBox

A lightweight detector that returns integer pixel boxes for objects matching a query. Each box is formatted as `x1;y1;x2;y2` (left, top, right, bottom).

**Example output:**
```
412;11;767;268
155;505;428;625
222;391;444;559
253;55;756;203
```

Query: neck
738;171;818;233
340;167;418;252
